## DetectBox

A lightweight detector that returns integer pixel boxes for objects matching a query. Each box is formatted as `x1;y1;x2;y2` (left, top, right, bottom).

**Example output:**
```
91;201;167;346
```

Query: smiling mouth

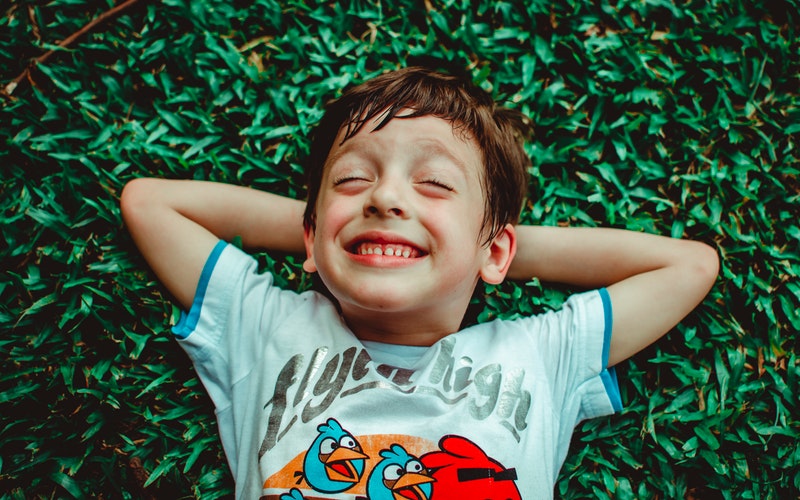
352;242;425;259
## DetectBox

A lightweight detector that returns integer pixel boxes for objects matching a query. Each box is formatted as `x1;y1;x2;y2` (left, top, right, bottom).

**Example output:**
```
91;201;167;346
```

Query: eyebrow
325;136;473;174
323;136;372;170
414;138;472;173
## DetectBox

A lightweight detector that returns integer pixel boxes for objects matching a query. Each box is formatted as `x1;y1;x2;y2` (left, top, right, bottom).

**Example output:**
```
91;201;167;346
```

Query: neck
340;304;468;347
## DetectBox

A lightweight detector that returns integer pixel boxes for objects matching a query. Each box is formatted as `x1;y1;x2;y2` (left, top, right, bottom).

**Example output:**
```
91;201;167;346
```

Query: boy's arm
507;226;719;366
120;178;306;309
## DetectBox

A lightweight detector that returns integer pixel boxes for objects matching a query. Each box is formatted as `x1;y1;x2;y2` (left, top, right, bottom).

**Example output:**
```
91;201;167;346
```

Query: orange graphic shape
262;433;436;495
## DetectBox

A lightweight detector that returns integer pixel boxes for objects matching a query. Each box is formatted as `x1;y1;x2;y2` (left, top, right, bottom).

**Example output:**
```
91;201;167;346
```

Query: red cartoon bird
420;435;521;500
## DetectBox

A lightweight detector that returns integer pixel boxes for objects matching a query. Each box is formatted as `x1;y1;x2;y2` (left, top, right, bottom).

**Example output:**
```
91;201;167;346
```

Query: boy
121;67;718;499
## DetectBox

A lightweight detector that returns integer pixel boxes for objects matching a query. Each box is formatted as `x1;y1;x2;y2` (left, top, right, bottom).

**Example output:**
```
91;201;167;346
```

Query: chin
345;294;416;314
321;274;412;308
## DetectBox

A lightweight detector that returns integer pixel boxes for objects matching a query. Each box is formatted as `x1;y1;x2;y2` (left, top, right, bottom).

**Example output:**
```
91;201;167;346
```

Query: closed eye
420;178;454;191
333;175;370;186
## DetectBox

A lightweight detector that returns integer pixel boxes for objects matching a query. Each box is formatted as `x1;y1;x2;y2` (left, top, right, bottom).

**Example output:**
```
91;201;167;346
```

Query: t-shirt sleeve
170;241;282;414
520;288;622;422
578;288;622;417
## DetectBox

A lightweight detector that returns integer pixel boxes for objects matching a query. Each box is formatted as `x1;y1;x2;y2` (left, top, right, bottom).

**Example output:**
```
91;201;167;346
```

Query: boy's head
303;66;531;245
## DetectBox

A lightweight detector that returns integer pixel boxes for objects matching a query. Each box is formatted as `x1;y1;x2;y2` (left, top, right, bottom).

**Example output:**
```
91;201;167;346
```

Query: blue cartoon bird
279;489;306;500
366;444;434;500
302;419;369;493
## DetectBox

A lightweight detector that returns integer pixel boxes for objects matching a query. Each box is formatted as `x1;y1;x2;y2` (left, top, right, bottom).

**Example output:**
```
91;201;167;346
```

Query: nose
364;178;407;218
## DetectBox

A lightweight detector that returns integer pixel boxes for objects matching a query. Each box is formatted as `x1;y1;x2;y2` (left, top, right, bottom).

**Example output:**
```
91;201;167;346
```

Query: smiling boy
121;67;718;499
304;113;510;345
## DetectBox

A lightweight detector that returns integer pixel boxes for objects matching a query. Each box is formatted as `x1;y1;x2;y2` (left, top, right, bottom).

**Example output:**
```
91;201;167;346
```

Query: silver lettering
259;341;533;454
258;353;304;457
469;364;501;420
302;347;357;422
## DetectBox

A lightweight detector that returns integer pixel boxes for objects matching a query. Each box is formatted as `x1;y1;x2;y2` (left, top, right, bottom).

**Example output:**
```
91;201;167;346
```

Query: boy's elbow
688;240;720;293
120;179;138;220
120;178;162;228
121;178;155;213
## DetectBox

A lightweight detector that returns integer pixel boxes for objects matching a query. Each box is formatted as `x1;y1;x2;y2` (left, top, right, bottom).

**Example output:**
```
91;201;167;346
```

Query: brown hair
302;66;531;245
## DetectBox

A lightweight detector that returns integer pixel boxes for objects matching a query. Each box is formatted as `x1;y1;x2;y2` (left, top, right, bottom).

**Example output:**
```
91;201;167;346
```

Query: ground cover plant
1;0;798;498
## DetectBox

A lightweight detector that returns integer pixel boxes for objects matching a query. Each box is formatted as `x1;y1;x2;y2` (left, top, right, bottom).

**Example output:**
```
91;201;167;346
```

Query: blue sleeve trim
598;287;623;412
601;368;622;412
172;240;228;339
599;287;613;364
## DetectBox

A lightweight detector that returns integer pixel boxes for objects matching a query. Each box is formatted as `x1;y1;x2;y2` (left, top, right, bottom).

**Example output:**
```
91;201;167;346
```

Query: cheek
314;198;352;233
429;201;484;239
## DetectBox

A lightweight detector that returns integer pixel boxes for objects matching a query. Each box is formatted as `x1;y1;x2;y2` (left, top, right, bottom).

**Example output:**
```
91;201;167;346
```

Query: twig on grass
2;0;144;97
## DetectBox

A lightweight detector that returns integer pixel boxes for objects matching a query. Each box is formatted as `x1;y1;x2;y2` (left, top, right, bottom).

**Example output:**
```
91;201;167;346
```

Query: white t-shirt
174;241;622;499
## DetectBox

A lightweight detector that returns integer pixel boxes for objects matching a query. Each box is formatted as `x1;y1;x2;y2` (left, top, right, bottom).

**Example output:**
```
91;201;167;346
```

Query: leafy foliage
1;0;798;498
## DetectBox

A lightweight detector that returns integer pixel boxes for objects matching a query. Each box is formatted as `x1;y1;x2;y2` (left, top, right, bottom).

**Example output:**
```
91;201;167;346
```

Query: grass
1;0;798;498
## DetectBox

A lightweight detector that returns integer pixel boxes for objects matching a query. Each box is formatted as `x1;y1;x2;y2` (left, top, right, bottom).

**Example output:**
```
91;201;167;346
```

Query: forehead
324;113;484;175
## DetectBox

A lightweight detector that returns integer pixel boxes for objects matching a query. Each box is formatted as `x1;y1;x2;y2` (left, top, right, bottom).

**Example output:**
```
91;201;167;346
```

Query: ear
302;225;317;273
479;224;516;285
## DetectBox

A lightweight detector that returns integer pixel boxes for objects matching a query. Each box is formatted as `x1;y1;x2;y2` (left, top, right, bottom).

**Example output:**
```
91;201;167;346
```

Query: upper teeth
358;244;414;258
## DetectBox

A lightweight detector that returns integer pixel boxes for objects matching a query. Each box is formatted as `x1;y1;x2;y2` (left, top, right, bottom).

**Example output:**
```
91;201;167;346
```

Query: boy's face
303;112;515;343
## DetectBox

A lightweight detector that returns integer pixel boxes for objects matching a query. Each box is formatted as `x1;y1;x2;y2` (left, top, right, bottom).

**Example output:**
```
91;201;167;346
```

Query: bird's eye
319;438;337;455
406;460;424;474
383;464;404;481
339;436;357;449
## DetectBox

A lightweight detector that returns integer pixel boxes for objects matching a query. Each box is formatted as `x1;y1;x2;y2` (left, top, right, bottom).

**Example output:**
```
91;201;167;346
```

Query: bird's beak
391;472;435;500
324;447;369;483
